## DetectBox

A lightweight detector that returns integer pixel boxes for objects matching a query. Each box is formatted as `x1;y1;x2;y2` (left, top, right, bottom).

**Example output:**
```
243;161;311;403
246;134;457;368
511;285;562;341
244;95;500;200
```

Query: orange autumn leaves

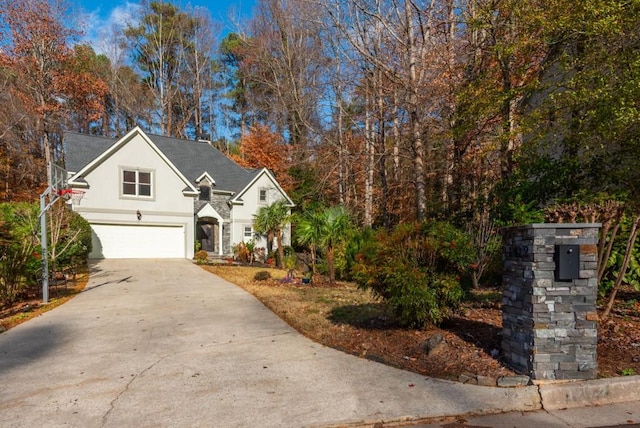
232;125;296;193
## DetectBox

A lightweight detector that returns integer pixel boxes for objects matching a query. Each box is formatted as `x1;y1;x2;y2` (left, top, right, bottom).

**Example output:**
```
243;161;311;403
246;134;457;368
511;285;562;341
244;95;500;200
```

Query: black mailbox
555;244;580;281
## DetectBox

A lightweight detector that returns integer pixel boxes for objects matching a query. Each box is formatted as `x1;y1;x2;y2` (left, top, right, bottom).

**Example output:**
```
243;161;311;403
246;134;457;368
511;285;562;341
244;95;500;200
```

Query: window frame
121;168;154;199
243;225;253;240
258;188;268;204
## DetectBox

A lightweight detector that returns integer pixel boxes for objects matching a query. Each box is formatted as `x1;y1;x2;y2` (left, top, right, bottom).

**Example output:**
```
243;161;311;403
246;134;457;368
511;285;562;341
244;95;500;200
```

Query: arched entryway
197;219;219;253
196;204;225;256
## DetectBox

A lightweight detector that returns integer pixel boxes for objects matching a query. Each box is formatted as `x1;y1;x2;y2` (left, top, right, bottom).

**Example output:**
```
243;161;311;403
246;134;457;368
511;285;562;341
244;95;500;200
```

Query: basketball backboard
50;163;68;194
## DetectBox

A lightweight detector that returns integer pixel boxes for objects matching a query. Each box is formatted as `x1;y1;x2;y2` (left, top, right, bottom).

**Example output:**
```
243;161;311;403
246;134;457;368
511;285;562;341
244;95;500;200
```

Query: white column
218;221;224;256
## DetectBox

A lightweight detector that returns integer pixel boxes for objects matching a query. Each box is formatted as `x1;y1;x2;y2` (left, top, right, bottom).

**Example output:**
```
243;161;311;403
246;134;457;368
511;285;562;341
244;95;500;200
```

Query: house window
259;188;267;204
199;185;210;201
243;226;253;239
122;169;152;197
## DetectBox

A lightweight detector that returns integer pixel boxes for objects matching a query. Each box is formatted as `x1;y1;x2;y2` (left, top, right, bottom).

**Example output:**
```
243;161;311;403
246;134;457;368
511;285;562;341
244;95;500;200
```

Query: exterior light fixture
136;210;142;221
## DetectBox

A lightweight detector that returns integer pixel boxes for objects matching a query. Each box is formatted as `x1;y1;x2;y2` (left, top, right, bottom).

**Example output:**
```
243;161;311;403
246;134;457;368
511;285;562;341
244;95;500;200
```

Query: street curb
538;375;640;410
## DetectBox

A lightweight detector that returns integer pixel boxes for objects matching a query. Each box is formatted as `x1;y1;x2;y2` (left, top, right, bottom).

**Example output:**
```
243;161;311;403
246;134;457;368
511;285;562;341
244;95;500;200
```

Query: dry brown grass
199;264;521;381
201;264;382;341
201;264;640;381
0;267;90;331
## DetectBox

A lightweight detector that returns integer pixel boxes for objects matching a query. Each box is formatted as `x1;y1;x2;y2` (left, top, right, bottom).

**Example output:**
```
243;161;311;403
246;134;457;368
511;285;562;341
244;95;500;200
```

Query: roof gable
231;168;295;206
67;127;197;194
150;135;254;194
63;129;293;204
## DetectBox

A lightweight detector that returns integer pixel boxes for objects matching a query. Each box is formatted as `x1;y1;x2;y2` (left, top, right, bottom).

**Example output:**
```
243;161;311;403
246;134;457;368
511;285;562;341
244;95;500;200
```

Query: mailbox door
555;244;580;281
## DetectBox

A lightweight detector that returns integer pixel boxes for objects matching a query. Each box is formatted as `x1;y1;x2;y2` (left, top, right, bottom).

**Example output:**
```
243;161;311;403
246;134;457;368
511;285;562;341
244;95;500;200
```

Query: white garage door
90;224;186;259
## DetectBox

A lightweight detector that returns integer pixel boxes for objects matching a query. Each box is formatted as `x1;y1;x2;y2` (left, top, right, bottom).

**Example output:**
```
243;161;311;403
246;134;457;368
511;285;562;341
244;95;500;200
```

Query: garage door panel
90;224;185;259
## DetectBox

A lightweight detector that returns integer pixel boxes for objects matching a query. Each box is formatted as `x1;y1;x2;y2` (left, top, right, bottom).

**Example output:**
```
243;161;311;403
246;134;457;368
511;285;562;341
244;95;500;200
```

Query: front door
200;224;214;252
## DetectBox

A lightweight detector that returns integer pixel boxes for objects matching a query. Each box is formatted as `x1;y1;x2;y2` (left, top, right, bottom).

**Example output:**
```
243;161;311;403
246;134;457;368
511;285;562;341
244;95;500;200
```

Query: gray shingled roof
63;131;260;195
64;132;116;174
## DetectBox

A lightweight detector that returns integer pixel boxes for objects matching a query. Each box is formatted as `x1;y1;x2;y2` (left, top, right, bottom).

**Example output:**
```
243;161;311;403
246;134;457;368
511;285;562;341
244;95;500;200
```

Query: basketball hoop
57;189;85;205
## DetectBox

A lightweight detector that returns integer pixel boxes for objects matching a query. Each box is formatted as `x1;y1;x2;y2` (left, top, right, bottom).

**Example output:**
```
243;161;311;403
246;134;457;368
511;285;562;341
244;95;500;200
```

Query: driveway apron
0;259;540;427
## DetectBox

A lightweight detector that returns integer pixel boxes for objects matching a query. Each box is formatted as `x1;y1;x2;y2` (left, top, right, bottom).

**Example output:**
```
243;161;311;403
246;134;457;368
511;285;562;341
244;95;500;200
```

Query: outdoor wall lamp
136;210;142;221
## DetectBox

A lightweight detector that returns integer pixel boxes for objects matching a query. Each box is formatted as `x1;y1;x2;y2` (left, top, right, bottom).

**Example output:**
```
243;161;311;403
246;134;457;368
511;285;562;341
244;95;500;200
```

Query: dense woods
1;0;637;221
1;0;640;315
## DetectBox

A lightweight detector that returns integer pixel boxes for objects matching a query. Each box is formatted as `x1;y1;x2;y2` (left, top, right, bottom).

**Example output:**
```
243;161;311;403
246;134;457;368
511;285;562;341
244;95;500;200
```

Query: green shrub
275;246;296;269
54;207;92;271
342;228;375;281
194;250;209;264
254;271;271;281
0;202;39;305
353;221;475;328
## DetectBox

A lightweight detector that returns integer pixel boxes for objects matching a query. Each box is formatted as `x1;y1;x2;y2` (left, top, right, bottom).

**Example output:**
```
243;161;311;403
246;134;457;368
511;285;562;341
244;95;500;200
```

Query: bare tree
243;0;326;151
124;1;215;137
0;0;81;178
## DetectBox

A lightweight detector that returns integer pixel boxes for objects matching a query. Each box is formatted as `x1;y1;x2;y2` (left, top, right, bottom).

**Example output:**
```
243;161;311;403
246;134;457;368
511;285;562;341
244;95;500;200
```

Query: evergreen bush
353;221;474;328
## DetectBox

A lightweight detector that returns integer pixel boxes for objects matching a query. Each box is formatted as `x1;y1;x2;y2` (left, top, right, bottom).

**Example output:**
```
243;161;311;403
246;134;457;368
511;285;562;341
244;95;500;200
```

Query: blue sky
76;0;256;49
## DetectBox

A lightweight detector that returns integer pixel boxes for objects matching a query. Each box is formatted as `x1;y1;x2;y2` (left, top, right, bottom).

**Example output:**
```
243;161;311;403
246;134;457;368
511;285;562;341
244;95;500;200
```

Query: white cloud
79;2;140;57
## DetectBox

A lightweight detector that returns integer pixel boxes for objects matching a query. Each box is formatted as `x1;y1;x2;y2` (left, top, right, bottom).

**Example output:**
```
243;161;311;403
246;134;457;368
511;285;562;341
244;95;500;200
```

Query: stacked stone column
501;223;600;380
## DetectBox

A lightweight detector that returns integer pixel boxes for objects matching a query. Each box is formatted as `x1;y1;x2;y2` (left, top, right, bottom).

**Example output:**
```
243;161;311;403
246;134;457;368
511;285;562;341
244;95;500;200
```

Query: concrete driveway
0;259;540;427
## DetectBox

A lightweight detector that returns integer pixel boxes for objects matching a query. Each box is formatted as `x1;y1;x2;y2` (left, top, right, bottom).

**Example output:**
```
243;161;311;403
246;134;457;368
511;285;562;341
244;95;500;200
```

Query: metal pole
40;192;49;304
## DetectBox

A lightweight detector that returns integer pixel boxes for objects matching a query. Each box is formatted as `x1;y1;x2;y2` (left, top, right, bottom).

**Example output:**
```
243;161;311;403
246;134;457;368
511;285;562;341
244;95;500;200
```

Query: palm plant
318;206;352;283
253;200;290;269
294;210;324;275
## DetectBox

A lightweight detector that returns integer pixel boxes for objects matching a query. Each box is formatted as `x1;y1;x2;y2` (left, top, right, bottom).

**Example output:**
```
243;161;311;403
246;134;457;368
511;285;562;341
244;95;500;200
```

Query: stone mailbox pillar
501;223;600;380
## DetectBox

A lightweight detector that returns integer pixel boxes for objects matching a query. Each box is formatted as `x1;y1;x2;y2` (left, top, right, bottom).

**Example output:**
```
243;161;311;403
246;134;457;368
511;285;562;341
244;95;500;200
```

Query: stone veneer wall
209;195;232;255
501;223;600;380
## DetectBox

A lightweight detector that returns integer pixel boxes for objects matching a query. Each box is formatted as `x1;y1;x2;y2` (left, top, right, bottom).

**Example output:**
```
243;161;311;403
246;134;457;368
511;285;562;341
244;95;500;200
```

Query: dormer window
199;185;211;201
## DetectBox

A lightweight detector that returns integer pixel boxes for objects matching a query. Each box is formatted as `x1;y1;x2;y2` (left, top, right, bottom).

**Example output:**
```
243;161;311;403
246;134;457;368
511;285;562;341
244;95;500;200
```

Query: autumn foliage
0;0;108;201
232;125;295;192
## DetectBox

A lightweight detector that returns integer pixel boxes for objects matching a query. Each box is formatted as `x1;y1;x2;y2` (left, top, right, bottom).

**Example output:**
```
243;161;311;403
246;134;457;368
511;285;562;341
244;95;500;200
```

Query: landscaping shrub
194;250;209;264
253;270;271;281
274;246;296;269
52;206;92;271
232;241;252;263
353;221;475;328
0;202;40;306
1;202;93;306
342;228;375;281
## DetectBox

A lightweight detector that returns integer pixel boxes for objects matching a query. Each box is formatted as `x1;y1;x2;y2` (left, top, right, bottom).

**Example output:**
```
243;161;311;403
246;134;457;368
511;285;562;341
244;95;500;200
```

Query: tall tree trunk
405;1;426;221
336;60;346;205
376;68;390;229
392;90;400;184
364;83;374;227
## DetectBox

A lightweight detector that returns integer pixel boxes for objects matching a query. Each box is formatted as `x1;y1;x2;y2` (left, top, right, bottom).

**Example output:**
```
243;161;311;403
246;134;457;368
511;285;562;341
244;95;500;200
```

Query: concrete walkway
0;259;635;427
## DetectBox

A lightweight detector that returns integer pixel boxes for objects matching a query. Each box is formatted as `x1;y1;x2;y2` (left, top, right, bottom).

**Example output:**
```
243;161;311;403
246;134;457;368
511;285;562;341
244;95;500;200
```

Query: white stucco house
64;127;294;259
